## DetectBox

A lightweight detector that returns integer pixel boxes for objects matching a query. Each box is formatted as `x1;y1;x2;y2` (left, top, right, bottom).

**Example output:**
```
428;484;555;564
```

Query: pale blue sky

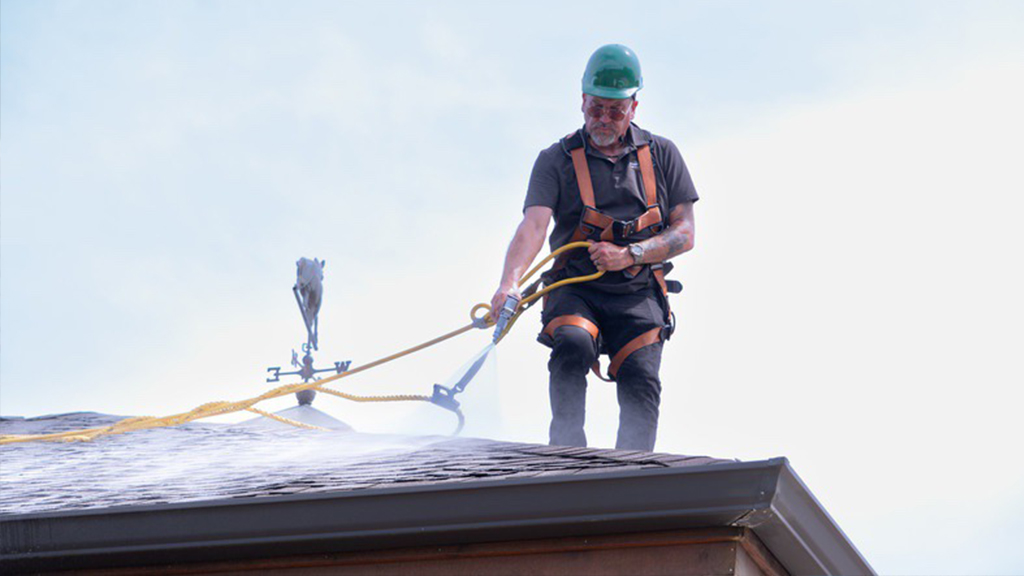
3;1;1024;573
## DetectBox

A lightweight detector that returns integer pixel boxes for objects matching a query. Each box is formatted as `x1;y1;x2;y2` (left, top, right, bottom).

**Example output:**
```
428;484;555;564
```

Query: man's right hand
490;284;521;322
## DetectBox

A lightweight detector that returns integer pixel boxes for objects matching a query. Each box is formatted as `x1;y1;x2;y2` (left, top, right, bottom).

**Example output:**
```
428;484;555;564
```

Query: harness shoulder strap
570;147;597;209
637;144;658;206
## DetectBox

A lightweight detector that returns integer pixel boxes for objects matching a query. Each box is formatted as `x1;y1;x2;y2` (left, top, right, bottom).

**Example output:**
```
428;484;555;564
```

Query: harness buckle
579;206;603;236
662;311;676;341
614;217;639;238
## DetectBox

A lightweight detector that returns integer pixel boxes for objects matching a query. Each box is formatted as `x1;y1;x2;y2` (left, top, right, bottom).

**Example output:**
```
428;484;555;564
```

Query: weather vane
266;257;351;405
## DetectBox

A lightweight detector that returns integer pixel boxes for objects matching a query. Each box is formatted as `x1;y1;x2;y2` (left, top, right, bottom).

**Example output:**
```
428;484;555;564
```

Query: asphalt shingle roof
0;412;727;516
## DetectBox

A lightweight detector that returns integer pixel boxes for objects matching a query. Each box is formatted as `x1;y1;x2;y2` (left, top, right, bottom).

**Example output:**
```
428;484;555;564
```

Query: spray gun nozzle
492;294;520;343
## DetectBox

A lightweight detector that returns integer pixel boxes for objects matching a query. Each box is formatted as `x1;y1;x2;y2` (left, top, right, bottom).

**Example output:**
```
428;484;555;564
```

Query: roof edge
736;458;876;576
0;458;871;575
2;460;776;571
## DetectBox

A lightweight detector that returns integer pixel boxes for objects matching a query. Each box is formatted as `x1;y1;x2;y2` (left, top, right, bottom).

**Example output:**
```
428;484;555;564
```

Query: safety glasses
585;104;632;121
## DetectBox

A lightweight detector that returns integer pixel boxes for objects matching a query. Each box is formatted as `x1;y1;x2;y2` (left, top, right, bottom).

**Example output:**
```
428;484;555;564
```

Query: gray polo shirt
524;123;698;292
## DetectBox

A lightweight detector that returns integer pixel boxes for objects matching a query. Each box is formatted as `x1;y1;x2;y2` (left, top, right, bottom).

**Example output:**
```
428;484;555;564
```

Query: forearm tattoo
637;204;693;264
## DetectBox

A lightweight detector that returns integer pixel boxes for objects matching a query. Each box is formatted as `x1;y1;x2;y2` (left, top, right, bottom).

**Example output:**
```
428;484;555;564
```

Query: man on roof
491;44;698;451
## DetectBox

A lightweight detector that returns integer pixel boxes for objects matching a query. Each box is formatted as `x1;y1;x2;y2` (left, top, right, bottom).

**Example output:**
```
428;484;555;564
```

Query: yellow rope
244;407;329;431
0;242;599;445
316;388;430;403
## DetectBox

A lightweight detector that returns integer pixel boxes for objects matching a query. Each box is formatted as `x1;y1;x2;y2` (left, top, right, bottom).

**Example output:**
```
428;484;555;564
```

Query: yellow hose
480;241;603;344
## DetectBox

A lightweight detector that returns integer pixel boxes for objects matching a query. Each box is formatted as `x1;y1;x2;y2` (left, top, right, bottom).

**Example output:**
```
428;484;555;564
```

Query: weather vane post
266;257;351;405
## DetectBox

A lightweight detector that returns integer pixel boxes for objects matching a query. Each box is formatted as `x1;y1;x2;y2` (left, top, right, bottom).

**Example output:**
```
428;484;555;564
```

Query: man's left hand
588;242;633;272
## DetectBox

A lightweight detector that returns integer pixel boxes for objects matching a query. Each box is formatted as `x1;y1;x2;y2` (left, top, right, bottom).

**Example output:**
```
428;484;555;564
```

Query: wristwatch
628;243;644;264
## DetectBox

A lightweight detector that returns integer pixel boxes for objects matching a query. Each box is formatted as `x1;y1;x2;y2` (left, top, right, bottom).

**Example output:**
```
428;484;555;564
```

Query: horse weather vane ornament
266;257;351;405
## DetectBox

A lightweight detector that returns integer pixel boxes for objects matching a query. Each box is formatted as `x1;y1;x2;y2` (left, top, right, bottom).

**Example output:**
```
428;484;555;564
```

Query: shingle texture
0;412;728;516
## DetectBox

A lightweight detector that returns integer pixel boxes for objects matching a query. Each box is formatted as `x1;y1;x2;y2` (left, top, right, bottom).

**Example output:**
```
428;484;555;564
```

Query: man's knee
549;325;598;373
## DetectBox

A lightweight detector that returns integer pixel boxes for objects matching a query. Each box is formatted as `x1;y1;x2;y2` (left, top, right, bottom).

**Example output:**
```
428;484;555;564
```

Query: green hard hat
582;44;643;99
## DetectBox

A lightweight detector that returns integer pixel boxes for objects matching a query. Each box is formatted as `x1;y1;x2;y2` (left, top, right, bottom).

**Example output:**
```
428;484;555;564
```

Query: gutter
736;460;876;575
1;458;874;575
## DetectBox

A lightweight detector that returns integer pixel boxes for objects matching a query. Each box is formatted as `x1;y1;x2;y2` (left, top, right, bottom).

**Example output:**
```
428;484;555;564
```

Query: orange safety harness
541;132;677;381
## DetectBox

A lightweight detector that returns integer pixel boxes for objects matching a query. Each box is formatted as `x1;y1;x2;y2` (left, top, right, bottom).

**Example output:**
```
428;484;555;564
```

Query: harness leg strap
608;327;663;380
543;315;599;340
543;315;612;382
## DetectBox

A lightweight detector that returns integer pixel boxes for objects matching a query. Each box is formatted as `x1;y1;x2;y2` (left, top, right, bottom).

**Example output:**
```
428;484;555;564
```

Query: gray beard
590;131;619;147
